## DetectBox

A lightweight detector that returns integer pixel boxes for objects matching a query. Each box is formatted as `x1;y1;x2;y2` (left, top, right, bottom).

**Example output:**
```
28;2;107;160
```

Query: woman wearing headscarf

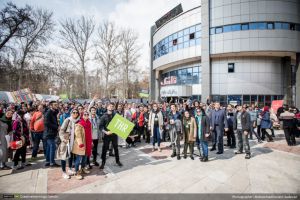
260;106;274;142
56;108;80;179
182;110;197;160
195;107;210;162
0;109;13;170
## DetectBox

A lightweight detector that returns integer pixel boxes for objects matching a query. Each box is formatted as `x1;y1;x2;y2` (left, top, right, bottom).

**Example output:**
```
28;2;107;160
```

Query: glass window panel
274;22;282;29
193;66;199;73
241;23;249;30
184;28;190;35
210;28;215;35
257;22;267;29
223;25;232;32
296;24;300;31
168;35;173;41
184;35;189;42
189;26;196;33
196;38;201;45
172;32;178;39
265;95;271;102
290;23;296;30
232;24;241;31
251;95;257;103
187;68;193;74
258;95;265;102
267;22;274;29
184;41;189;48
172;45;177;51
178;30;183;37
249;22;258;30
169;46;173;53
282;23;289;29
178;43;183;49
195;24;201;31
243;95;250;101
215;27;223;34
189;39;195;46
178;37;183;43
192;73;199;84
189;33;195;40
195;31;201;38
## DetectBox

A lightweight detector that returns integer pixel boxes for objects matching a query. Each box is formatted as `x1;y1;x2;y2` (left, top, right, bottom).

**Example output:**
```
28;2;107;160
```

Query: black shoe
16;166;24;170
1;165;11;170
44;163;50;167
235;151;243;154
93;161;100;166
245;154;251;159
50;163;60;168
216;152;223;154
190;156;194;160
87;165;92;169
183;155;187;159
116;161;123;167
230;146;236;149
177;155;181;160
171;152;176;158
109;152;115;157
201;157;208;162
210;147;216;151
99;163;105;170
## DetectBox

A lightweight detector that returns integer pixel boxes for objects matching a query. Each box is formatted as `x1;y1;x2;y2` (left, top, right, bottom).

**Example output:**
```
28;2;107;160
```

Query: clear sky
1;0;200;73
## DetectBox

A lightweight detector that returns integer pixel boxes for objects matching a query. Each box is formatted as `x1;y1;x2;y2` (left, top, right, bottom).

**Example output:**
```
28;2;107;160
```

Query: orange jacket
30;111;45;132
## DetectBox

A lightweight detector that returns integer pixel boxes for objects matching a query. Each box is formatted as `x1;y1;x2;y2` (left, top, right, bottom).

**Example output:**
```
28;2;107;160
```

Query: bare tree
94;21;120;98
119;28;140;98
59;16;95;98
0;2;33;50
14;8;54;89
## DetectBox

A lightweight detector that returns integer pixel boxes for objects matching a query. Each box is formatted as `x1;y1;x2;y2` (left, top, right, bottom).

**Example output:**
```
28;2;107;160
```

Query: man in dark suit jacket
210;102;228;154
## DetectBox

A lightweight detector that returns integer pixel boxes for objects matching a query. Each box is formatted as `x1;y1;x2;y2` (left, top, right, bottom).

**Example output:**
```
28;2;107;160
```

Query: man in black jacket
233;105;251;159
44;101;59;167
99;102;123;169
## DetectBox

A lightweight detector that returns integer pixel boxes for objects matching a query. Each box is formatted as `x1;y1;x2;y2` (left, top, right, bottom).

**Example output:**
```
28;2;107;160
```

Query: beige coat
72;124;86;156
56;118;72;160
148;111;163;137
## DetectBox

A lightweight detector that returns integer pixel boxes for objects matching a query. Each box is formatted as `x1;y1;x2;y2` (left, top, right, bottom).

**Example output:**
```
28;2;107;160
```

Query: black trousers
226;127;236;147
261;128;273;141
13;145;26;166
137;126;144;141
283;127;296;145
92;139;99;162
144;126;150;143
101;134;120;164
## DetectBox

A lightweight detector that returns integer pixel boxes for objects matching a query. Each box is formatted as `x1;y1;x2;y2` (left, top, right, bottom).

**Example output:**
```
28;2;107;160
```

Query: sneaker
201;157;208;162
151;147;155;152
158;147;162;152
75;173;83;180
245;154;251;159
177;155;181;160
190;156;194;160
62;173;70;179
82;168;90;174
67;169;76;176
183;155;187;159
93;161;100;167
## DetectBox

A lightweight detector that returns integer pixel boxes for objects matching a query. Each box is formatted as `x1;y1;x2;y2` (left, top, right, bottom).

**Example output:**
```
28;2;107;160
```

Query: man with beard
99;102;123;170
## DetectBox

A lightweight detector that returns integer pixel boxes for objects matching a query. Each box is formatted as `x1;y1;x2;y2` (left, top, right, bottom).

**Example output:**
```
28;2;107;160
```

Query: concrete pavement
0;130;299;194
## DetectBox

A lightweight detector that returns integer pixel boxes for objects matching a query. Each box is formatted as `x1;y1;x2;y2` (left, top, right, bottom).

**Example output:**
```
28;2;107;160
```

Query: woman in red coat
78;110;92;172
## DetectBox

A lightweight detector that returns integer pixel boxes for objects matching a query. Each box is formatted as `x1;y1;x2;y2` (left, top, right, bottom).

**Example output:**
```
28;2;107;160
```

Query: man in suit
210;102;228;154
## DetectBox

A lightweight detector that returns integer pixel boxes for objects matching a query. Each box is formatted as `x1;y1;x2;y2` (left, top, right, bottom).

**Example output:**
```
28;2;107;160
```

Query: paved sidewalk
0;130;299;193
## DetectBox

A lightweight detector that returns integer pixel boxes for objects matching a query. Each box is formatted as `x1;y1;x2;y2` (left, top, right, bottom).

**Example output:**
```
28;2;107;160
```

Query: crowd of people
0;96;299;180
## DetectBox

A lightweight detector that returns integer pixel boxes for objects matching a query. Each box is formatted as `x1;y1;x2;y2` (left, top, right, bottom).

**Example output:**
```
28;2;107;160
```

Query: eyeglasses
84;113;89;116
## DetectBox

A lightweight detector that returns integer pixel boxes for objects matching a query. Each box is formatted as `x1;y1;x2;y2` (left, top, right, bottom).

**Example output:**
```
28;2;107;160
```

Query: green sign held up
107;113;135;139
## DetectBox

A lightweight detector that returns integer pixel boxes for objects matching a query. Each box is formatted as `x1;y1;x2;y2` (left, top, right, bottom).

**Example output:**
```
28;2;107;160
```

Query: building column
201;0;211;102
282;56;293;106
149;25;156;101
295;53;300;108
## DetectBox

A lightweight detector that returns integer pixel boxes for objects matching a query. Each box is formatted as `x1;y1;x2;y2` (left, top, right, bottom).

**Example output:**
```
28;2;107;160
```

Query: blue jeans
46;139;56;165
74;155;87;172
32;132;46;158
61;153;75;172
152;126;161;147
199;140;208;157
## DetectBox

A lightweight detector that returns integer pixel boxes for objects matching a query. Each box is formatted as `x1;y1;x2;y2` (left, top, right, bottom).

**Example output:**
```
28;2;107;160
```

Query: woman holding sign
148;103;163;152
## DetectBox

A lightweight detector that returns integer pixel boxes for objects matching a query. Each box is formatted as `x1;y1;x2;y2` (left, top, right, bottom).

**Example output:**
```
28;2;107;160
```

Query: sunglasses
84;113;89;116
72;112;79;114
